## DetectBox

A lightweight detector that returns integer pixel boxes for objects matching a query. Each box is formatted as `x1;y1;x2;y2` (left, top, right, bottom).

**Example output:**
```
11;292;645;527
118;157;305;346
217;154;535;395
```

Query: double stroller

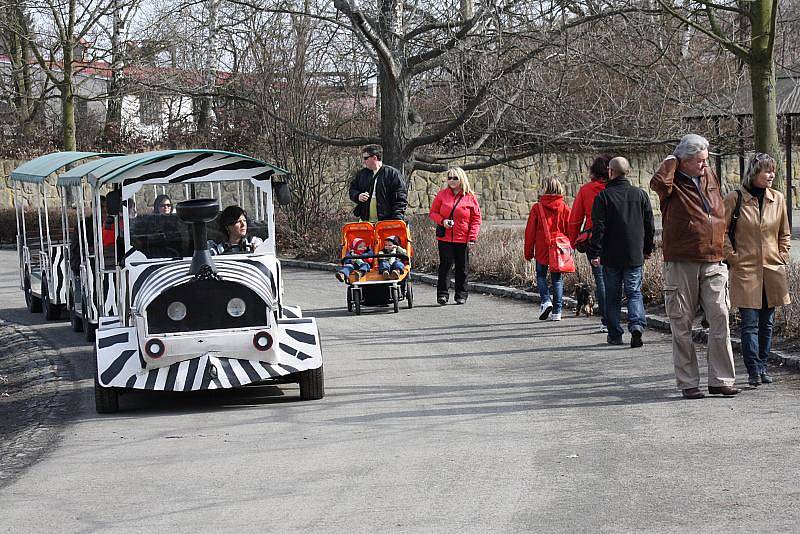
339;220;413;315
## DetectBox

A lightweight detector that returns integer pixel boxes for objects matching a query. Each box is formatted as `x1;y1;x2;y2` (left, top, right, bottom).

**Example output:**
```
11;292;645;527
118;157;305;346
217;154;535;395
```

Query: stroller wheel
406;279;413;309
347;286;353;313
392;286;400;313
353;287;362;316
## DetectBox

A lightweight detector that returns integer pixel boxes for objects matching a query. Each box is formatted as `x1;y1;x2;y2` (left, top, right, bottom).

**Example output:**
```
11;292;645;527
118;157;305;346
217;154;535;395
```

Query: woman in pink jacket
429;167;482;305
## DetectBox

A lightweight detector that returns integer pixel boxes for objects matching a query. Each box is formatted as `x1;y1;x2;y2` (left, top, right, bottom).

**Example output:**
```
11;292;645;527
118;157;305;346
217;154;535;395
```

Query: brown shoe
708;385;740;396
682;387;705;399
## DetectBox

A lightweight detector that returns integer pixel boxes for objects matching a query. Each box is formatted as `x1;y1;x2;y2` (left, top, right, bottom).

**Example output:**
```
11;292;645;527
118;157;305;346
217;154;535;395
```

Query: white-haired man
650;134;739;399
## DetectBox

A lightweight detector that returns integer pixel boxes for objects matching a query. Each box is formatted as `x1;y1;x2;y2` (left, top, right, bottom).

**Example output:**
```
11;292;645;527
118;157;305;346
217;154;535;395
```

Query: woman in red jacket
567;154;611;332
524;176;571;321
429;167;482;305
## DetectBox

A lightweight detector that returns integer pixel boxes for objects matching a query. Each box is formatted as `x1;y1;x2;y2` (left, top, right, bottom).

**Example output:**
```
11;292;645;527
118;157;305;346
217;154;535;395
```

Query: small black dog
574;283;595;317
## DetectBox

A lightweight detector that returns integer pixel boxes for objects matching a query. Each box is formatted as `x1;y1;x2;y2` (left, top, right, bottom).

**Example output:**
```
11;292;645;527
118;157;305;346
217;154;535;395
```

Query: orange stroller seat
374;220;413;280
340;222;375;262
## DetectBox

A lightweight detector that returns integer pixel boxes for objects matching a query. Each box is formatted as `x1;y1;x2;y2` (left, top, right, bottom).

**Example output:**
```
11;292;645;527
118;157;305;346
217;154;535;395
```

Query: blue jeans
536;262;563;314
379;259;404;273
339;262;370;278
739;306;775;378
591;262;607;326
603;265;646;340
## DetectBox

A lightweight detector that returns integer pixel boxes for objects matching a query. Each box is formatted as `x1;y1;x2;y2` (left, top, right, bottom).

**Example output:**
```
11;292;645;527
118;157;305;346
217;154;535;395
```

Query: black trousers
437;241;469;298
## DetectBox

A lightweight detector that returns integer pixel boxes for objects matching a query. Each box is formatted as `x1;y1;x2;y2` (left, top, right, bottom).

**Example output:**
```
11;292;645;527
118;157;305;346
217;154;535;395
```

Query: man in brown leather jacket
650;134;739;399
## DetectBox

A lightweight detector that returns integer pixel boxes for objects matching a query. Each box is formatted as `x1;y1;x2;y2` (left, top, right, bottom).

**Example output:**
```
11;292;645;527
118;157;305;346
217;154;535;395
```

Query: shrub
275;209;350;262
0;207;71;245
774;260;800;342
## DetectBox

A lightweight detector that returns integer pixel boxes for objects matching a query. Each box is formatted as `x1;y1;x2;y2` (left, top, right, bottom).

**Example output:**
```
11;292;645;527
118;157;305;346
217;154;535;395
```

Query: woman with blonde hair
524;175;572;321
724;152;791;386
429;166;482;305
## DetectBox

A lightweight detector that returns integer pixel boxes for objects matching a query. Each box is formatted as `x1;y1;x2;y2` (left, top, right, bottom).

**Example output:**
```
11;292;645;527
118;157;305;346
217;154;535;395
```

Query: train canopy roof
10;152;119;183
87;150;289;188
56;155;128;186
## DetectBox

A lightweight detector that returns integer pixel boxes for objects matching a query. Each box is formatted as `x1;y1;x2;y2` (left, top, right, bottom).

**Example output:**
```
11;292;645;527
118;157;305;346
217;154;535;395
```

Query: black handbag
435;224;446;237
574;228;592;253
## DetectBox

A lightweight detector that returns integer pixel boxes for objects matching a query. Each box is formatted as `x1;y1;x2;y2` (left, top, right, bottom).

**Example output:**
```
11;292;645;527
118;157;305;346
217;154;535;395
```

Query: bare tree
0;1;55;144
657;0;784;188
19;0;115;150
104;0;141;140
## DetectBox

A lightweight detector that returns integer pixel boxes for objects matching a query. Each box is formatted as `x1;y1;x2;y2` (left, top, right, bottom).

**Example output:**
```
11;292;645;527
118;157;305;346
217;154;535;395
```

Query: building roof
685;68;800;119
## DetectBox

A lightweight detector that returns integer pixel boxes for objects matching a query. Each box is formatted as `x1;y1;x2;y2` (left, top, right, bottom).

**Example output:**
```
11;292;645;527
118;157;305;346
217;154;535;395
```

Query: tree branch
656;0;751;60
333;0;401;83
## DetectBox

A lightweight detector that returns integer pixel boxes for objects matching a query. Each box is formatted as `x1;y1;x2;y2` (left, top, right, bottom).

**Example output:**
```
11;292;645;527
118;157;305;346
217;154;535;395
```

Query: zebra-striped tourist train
14;150;324;413
12;152;120;323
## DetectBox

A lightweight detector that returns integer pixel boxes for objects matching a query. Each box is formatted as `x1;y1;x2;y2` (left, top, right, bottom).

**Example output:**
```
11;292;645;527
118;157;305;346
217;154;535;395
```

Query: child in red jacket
524;176;571;321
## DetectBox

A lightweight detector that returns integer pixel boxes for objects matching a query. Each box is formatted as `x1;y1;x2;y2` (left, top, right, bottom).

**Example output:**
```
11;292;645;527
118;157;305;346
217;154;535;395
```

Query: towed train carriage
80;150;323;413
58;154;154;339
11;151;120;321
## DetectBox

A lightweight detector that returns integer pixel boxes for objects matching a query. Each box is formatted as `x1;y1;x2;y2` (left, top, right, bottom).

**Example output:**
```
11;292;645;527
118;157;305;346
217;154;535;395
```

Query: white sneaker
598;325;608;333
539;302;553;320
549;312;562;321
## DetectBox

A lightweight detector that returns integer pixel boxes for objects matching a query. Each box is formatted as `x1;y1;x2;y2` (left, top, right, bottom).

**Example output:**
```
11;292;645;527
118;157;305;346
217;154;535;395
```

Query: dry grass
775;261;800;343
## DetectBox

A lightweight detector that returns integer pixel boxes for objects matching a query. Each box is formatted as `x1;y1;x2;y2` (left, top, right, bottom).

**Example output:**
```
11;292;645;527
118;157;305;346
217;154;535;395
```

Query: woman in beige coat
723;153;791;386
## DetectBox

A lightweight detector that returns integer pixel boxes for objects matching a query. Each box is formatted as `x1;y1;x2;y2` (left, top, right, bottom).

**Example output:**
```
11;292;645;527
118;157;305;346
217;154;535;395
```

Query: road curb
0;319;72;488
280;257;800;371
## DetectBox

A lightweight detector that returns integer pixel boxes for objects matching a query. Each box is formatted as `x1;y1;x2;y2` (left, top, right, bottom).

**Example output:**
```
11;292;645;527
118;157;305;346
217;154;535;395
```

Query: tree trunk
197;0;220;133
4;3;36;141
376;0;417;176
378;70;412;173
749;0;782;191
105;0;124;141
61;45;77;150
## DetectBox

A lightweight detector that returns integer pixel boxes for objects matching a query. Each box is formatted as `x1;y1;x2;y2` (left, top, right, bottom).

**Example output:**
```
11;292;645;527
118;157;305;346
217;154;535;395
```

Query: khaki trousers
663;261;736;389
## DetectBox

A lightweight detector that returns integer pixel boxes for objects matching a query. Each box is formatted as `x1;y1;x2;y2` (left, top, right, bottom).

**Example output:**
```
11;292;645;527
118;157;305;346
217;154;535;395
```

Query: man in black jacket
588;157;655;348
349;144;408;222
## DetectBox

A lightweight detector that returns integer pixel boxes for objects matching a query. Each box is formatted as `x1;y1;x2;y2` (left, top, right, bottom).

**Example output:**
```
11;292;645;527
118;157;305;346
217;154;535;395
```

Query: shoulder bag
536;203;576;273
436;193;464;238
727;189;743;253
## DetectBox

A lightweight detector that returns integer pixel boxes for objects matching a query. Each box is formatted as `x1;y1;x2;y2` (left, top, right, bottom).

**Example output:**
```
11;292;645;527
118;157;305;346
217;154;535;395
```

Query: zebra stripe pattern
282;305;302;319
51;244;68;305
95;318;321;390
118;152;275;187
130;259;275;312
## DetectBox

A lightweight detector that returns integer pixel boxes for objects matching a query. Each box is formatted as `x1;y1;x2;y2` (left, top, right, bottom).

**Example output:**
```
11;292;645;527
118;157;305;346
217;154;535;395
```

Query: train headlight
167;301;187;321
227;298;246;318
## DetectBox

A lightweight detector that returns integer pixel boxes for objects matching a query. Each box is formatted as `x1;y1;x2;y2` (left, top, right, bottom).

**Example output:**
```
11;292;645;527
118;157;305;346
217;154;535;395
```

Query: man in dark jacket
349;144;408;222
588;157;654;348
650;134;738;399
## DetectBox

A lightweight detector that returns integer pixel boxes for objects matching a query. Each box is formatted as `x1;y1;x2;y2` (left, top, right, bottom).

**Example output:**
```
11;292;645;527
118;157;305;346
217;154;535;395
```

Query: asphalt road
0;249;799;532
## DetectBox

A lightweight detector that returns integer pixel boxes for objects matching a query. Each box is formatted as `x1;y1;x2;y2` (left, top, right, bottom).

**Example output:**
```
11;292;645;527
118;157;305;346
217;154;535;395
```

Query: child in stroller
378;235;408;280
336;237;373;283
